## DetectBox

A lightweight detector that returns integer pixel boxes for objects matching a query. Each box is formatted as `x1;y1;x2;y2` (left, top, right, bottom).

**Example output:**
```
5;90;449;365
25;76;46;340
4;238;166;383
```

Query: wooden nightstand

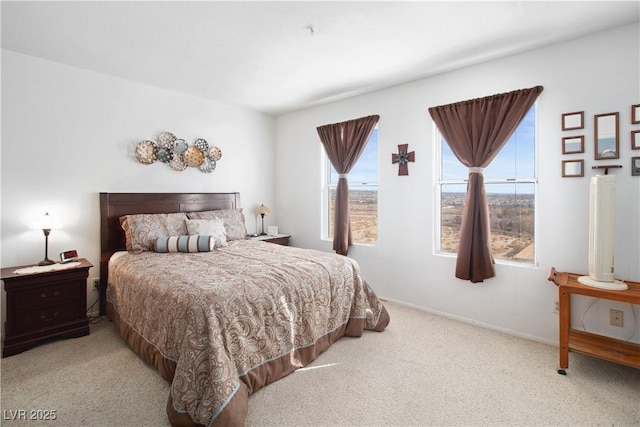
250;234;291;246
1;258;92;357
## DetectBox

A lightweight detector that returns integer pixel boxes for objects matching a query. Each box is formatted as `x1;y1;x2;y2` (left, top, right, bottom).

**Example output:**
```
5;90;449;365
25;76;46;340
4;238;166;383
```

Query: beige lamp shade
42;212;55;230
255;204;271;215
32;212;58;231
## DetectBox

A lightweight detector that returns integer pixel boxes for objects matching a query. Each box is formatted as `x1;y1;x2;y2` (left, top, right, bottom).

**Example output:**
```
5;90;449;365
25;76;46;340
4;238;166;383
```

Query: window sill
434;251;538;268
321;238;378;247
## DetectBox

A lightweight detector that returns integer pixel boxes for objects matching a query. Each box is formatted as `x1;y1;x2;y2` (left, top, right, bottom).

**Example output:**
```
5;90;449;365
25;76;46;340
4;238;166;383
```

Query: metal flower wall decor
134;131;222;173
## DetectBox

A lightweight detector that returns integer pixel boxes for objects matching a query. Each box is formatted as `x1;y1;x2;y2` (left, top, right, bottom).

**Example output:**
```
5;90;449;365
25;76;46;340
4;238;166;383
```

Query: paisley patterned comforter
106;239;389;426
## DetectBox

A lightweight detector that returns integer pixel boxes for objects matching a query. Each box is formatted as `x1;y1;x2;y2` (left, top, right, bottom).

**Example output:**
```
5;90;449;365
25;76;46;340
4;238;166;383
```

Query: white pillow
185;218;227;247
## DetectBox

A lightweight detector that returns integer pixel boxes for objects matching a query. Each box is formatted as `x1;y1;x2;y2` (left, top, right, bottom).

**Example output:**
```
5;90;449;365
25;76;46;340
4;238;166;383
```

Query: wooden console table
548;267;640;374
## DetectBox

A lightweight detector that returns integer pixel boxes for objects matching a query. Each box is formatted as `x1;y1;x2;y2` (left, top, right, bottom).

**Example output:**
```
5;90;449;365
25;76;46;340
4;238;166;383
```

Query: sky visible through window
329;128;378;184
442;106;536;192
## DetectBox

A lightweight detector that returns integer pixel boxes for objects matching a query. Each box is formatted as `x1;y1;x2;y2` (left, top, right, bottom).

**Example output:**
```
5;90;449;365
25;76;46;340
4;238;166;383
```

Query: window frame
322;127;379;245
434;105;539;266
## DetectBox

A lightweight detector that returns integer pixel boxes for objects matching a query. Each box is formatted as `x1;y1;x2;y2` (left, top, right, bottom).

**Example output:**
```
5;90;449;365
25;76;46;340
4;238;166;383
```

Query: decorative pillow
154;235;214;253
185;218;227;247
120;213;189;254
186;209;247;241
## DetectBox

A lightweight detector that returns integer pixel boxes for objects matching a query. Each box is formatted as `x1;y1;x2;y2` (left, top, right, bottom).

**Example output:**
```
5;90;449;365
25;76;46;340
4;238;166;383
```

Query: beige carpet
1;302;639;426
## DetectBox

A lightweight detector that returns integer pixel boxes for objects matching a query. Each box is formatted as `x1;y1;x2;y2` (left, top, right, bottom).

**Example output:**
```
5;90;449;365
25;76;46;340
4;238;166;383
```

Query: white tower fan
578;174;627;290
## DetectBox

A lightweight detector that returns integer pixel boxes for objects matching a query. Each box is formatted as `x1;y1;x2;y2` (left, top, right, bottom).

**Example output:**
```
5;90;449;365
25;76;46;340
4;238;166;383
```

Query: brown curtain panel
428;86;543;282
317;115;380;255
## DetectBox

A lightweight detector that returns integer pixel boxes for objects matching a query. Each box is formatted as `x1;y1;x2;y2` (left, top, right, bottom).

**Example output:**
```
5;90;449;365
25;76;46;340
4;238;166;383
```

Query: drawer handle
40;312;59;322
40;290;60;300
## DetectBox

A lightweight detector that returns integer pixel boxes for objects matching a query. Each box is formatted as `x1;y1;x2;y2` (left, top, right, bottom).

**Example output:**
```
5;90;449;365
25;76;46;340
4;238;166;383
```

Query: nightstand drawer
15;281;81;312
15;303;82;332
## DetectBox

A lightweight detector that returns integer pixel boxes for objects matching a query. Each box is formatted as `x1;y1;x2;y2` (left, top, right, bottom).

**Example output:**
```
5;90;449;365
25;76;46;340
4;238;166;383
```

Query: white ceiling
2;1;639;115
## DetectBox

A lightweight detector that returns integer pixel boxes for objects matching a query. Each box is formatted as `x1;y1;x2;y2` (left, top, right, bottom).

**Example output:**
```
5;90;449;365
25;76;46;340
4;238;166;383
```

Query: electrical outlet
92;277;100;291
609;309;623;327
552;299;559;313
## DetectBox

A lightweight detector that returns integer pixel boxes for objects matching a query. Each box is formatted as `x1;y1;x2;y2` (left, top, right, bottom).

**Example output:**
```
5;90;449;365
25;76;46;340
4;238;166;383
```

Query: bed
99;192;390;427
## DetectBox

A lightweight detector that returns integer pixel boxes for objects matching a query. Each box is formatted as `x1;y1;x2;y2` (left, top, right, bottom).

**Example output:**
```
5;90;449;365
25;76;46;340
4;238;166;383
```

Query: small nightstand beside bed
250;233;291;245
1;258;93;357
99;192;389;427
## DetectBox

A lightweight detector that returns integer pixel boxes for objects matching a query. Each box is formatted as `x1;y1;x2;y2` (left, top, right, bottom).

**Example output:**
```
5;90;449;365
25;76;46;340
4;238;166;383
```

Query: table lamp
255;204;271;236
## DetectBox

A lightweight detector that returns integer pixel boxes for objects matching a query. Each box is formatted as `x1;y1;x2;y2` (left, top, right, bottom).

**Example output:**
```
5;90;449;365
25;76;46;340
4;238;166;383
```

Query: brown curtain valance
317;115;380;255
428;85;543;282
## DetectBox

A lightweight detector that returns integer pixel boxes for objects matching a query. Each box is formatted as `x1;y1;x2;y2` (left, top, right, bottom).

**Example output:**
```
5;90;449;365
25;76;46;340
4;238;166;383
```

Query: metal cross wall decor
392;144;415;176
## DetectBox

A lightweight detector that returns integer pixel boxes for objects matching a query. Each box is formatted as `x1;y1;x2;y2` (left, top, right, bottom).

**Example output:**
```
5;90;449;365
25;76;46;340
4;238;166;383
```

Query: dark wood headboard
99;192;241;314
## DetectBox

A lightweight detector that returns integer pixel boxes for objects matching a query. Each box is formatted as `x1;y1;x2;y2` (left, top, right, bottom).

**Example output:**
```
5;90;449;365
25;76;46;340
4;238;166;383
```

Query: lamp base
38;258;55;266
577;276;628;290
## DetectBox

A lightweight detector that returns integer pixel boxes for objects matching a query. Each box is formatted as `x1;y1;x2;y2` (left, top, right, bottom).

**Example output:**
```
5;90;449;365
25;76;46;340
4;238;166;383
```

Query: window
325;128;378;244
437;105;537;263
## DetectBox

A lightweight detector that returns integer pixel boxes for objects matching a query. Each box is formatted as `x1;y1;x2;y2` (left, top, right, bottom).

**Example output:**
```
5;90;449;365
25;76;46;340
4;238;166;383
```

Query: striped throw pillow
154;235;214;253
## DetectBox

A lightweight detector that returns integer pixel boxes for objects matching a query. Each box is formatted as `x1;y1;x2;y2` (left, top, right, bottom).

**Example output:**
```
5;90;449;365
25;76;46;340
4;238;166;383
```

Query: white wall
1;51;277;321
275;24;640;345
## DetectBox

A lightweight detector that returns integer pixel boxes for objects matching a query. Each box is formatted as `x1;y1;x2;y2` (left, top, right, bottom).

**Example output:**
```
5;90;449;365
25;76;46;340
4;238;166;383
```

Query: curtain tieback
338;173;348;178
469;167;483;174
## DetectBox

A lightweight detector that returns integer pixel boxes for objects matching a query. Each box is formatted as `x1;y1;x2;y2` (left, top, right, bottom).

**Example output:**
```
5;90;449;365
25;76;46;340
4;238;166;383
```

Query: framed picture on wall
562;111;584;130
562;136;584;154
632;130;640;150
632;157;640;176
632;104;640;124
562;159;584;177
594;112;619;160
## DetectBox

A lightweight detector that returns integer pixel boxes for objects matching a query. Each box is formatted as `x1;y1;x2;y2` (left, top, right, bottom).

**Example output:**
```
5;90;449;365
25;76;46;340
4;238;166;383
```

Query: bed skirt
107;301;390;426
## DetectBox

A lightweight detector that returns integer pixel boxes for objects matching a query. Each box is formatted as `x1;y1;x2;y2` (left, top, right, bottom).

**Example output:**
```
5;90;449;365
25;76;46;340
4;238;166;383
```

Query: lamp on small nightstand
37;212;55;266
255;204;270;236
